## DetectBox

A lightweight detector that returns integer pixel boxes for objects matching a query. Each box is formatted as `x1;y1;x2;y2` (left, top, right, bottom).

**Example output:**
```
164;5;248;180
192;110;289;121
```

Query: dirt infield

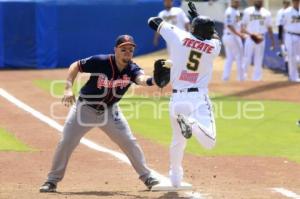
0;53;300;199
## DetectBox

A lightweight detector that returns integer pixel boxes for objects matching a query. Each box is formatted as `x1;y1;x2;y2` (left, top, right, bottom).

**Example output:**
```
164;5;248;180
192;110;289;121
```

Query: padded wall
0;0;171;68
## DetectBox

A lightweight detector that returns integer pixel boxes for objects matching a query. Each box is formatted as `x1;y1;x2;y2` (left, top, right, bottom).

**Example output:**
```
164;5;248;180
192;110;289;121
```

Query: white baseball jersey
280;7;300;33
241;6;272;34
158;7;190;30
158;21;221;89
224;6;241;35
276;8;286;26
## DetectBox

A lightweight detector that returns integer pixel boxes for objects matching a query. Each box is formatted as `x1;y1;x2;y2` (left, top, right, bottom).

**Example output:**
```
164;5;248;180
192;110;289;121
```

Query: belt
78;96;105;111
287;32;300;36
172;88;199;93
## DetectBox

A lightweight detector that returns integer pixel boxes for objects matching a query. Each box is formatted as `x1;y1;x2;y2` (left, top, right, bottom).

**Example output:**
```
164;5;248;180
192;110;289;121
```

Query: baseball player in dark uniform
40;35;159;192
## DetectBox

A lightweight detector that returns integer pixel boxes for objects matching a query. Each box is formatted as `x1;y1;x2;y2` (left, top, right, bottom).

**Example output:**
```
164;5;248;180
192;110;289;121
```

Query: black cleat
39;182;57;193
177;114;192;139
144;176;159;190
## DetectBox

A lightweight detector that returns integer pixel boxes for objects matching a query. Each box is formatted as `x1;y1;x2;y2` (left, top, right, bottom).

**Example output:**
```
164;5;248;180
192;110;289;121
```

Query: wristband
146;77;154;86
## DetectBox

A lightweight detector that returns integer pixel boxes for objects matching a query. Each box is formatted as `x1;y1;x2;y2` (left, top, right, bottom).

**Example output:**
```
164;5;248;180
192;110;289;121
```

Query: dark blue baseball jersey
78;54;144;107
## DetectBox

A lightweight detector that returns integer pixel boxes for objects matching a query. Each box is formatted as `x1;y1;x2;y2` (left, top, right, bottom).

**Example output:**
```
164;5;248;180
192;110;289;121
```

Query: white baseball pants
222;34;244;81
168;89;216;187
242;36;266;81
285;33;300;82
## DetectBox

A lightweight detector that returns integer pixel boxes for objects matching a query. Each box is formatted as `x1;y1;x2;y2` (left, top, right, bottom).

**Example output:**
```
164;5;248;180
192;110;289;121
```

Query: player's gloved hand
250;33;263;44
188;1;199;19
153;59;172;88
62;88;75;107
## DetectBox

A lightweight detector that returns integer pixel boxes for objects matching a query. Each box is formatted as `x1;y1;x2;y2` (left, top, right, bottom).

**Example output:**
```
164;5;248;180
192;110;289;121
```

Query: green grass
0;128;33;151
34;79;300;163
33;79;81;97
120;96;300;163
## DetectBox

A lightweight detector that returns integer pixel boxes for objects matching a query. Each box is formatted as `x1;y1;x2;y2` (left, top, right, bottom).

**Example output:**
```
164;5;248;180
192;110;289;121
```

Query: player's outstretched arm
135;59;172;88
148;17;163;31
135;74;155;86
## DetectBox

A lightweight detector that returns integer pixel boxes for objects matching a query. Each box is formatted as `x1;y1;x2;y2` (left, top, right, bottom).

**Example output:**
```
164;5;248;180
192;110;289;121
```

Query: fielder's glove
250;33;263;44
188;1;199;19
153;59;171;88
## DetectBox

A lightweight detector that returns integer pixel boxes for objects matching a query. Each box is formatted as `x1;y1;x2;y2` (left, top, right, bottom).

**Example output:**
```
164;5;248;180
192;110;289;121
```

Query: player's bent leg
177;114;216;149
45;102;92;189
191;121;216;149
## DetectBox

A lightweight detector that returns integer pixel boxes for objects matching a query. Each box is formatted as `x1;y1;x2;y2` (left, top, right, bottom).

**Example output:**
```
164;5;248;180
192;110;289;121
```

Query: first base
151;179;193;191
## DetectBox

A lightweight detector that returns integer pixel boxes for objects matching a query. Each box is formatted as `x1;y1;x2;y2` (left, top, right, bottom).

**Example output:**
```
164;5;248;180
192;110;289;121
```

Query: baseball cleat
297;120;300;127
39;182;57;193
177;114;192;139
144;176;159;190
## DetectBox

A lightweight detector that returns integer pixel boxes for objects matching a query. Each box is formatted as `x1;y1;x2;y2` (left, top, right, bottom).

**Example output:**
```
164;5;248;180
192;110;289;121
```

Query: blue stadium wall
0;0;181;69
0;0;285;71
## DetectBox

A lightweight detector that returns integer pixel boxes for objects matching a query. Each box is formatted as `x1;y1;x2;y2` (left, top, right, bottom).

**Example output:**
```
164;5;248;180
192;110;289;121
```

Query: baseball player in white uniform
222;0;245;81
153;0;190;54
241;0;275;81
276;0;290;73
280;0;300;81
276;0;291;26
148;4;221;187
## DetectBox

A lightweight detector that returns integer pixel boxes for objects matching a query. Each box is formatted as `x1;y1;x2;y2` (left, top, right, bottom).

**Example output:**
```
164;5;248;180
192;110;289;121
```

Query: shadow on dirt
58;191;144;198
156;191;192;199
59;190;192;198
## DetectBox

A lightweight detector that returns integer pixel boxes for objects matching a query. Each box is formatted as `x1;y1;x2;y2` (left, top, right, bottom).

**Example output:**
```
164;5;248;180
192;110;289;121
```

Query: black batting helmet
191;16;215;40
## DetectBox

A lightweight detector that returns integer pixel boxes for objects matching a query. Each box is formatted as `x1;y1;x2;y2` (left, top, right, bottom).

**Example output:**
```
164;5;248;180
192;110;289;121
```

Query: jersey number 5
187;50;202;71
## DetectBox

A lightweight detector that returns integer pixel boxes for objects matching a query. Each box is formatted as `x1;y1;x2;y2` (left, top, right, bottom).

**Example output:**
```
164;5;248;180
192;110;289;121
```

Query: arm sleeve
158;21;183;47
130;64;145;84
78;56;100;73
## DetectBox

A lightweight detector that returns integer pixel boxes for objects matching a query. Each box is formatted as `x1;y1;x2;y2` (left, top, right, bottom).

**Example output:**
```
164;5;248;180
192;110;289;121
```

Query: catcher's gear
191;16;215;40
153;59;171;88
188;1;198;19
250;33;263;44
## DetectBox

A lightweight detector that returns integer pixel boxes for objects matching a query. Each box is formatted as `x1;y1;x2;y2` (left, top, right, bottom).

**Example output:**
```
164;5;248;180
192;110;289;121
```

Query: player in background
148;2;221;187
277;0;291;73
241;0;275;81
280;0;300;82
222;0;246;81
152;0;190;55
